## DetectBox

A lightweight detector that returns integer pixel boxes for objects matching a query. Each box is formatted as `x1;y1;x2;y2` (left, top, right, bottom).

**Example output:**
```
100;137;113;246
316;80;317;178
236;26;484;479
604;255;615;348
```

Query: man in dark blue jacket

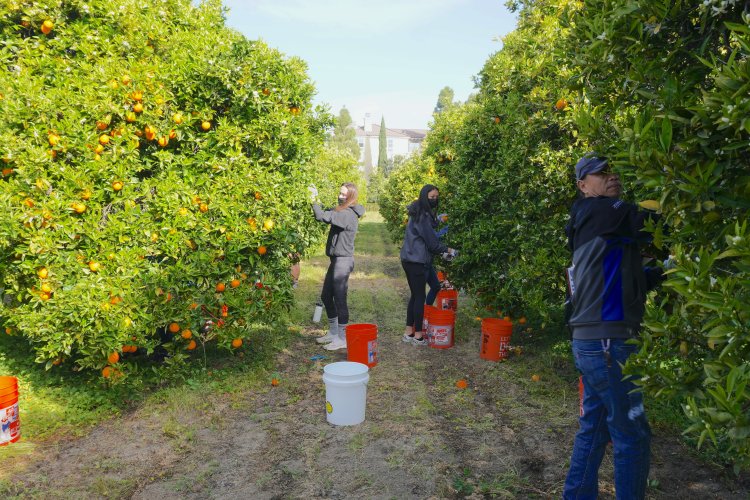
563;154;662;499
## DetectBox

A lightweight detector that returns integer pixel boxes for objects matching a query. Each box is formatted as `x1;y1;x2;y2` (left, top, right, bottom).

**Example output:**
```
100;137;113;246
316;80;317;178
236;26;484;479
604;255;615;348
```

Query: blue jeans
425;264;440;306
563;339;651;499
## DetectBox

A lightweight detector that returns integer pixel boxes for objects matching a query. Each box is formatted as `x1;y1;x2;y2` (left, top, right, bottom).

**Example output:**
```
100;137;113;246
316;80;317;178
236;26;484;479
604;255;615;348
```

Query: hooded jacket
312;203;365;257
400;185;448;264
565;196;662;340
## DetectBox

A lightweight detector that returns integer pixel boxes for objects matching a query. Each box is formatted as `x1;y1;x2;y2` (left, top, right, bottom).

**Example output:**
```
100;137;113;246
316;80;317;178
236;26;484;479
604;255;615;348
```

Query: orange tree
563;0;750;467
0;0;343;378
419;0;583;323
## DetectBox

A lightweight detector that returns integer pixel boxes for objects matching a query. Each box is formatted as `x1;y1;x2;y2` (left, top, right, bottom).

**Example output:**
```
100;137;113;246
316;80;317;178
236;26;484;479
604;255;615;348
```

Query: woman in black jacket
400;185;454;345
312;182;365;351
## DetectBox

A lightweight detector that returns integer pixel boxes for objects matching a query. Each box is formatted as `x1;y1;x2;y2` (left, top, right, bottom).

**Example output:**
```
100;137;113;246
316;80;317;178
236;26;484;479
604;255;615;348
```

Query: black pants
321;256;354;324
402;260;427;333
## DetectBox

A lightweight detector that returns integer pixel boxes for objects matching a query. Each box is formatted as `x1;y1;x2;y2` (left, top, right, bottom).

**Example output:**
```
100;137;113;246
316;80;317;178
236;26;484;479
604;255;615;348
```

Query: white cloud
239;0;466;35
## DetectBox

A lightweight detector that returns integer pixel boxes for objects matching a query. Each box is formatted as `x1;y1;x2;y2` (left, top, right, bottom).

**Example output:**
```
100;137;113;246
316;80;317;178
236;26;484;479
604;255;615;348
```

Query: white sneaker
323;336;347;351
315;332;335;344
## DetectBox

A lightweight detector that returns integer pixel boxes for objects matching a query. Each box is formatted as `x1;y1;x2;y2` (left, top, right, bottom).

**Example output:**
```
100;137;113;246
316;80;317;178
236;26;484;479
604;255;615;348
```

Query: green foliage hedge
382;0;750;467
0;0;355;378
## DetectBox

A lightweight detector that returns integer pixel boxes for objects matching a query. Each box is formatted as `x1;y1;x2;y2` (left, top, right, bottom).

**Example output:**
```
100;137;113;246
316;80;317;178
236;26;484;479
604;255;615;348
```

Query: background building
355;113;426;169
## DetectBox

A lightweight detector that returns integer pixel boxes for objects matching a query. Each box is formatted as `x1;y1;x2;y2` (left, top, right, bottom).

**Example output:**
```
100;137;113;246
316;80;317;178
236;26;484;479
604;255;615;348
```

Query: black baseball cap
575;153;608;180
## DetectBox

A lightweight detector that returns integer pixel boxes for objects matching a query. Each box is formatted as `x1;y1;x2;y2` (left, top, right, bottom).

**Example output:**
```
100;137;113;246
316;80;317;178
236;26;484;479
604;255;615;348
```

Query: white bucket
322;361;369;426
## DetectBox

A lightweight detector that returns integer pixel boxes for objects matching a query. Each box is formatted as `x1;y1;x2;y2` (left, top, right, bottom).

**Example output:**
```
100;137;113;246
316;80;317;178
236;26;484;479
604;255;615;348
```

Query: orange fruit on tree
41;20;54;35
112;180;123;191
133;102;144;113
125;111;137;123
188;302;198;310
99;134;110;145
88;261;100;272
216;282;226;292
181;329;192;339
23;198;34;207
81;189;92;200
2;168;13;176
231;338;243;348
518;316;527;325
230;279;241;288
102;366;113;378
39;292;51;301
504;316;511;322
131;90;143;101
555;98;569;110
94;144;105;154
168;322;180;333
48;133;60;146
158;136;169;147
172;113;183;124
201;121;211;131
109;295;122;305
40;283;53;293
96;120;108;130
257;245;267;255
199;203;208;213
37;267;48;279
169;129;176;139
262;219;274;231
178;207;188;216
186;340;197;350
493;116;500;124
254;191;262;200
455;379;468;389
108;352;120;364
121;75;132;86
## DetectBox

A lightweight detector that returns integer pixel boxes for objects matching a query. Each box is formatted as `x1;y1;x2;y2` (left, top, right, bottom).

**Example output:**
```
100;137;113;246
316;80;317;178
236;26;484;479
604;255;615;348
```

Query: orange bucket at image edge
346;323;378;368
423;304;438;333
480;318;512;362
0;376;21;446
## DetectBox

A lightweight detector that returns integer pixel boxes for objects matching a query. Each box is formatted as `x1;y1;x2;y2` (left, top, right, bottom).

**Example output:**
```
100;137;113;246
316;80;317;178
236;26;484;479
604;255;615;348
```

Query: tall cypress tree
377;116;388;172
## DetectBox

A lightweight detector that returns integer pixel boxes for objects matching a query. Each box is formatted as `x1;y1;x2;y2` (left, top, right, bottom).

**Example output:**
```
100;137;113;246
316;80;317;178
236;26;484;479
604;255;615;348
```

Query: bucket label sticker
429;325;453;345
367;340;378;364
325;401;333;414
0;402;20;445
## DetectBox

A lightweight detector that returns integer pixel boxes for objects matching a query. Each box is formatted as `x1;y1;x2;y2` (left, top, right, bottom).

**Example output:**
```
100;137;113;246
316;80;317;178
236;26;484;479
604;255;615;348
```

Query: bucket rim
324;361;369;376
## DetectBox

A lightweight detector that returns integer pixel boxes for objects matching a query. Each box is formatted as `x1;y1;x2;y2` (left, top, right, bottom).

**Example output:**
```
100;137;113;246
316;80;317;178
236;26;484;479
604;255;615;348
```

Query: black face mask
338;196;346;206
428;198;439;208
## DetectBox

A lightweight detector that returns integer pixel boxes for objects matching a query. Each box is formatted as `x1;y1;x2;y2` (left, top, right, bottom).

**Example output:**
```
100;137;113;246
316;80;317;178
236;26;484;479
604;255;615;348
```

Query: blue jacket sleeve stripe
601;245;625;321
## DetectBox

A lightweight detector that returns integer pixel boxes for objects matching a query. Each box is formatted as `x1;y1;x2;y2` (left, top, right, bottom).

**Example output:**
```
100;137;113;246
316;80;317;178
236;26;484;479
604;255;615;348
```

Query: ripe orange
94;144;105;154
2;168;13;176
186;340;197;350
172;113;183;124
40;283;53;293
125;111;136;123
109;295;122;305
230;279;241;288
254;191;262;200
96;120;109;131
201;121;211;131
23;198;34;207
39;292;51;301
188;302;198;310
263;219;274;231
88;261;100;272
271;378;279;386
98;134;110;145
216;282;226;292
518;317;527;325
231;338;243;348
81;189;92;200
246;217;257;228
181;329;192;339
257;245;267;255
456;379;468;389
41;20;54;35
169;129;176;139
112;180;123;191
493;116;500;124
199;203;208;213
48;133;60;146
168;322;180;333
504;316;511;322
133;102;144;113
108;352;120;364
131;90;143;101
555;98;569;110
38;267;48;279
262;88;270;96
158;136;168;147
102;366;113;378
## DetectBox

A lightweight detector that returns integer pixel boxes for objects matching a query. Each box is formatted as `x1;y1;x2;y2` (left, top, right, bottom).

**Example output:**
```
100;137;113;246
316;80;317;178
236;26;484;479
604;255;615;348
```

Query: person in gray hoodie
312;182;365;351
400;185;455;346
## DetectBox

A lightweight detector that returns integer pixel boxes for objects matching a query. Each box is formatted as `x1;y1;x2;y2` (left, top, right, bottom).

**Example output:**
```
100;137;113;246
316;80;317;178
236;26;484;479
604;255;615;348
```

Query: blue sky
223;0;518;130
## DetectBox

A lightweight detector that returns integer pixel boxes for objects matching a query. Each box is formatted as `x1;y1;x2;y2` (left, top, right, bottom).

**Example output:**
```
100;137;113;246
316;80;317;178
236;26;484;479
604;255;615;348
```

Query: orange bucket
436;289;458;311
422;304;437;333
0;376;20;446
480;318;512;361
346;324;378;368
428;309;455;349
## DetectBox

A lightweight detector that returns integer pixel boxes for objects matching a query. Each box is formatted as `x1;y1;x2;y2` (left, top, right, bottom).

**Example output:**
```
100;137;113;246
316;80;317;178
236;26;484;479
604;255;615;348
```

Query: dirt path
3;214;749;499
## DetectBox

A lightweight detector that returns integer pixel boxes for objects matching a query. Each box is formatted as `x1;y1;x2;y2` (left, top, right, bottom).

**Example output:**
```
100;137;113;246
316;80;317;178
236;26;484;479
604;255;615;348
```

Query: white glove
307;185;318;202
